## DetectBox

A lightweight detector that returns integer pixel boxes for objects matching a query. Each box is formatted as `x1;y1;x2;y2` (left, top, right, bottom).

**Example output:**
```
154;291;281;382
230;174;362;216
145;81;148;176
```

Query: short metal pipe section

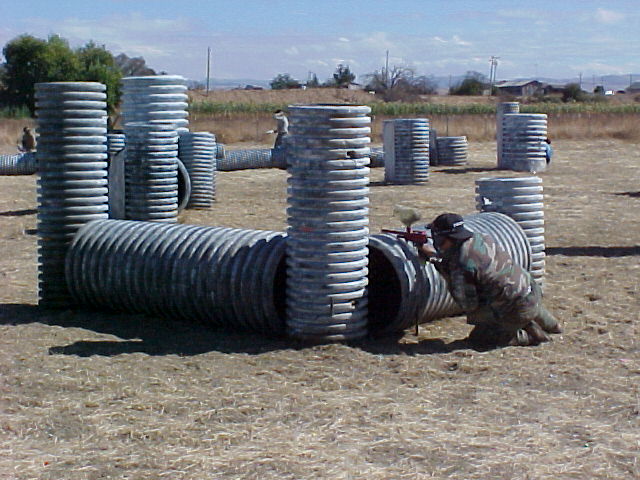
383;118;430;184
35;81;109;308
121;75;189;132
217;148;274;171
65;220;288;334
502;113;548;172
419;211;532;322
286;104;372;342
436;136;468;166
178;131;216;208
0;153;37;175
475;176;545;288
124;123;179;222
496;102;519;168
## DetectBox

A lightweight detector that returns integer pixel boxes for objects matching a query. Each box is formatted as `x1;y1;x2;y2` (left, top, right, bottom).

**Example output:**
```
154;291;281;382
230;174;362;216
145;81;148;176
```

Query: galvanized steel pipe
436;136;468;166
0;153;37;175
121;75;189;132
383;118;429;184
502;113;548;172
286;104;372;341
178;131;216;208
475;176;545;289
35;81;109;308
124;122;179;222
65;220;288;334
496;102;519;168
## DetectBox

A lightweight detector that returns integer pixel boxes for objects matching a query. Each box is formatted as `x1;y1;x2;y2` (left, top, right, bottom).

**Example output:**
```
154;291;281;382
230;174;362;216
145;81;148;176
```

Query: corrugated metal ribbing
286;104;371;341
436;136;468;166
35;81;109;308
178;131;216;208
0;153;37;175
65;220;287;333
475;176;545;289
383;118;429;184
124;123;179;222
502;113;547;172
496;102;519;168
121;75;189;132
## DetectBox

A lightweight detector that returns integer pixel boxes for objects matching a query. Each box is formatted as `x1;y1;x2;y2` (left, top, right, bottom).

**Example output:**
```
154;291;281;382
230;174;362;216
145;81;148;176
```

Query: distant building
626;82;640;94
495;80;543;97
542;83;566;95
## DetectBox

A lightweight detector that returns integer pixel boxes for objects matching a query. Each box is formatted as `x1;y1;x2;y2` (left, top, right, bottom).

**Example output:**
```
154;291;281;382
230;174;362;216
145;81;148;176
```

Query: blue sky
1;0;639;84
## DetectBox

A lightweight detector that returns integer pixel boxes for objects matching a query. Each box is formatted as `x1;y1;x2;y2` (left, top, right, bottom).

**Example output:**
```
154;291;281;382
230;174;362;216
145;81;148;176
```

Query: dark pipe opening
273;253;288;332
176;159;191;212
366;245;402;334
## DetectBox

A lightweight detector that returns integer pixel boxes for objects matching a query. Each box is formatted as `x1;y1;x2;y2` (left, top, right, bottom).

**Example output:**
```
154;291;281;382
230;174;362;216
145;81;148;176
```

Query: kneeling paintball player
419;213;562;348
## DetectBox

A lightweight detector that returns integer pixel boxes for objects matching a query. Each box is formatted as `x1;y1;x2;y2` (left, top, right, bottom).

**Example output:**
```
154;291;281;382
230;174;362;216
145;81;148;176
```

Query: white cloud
594;8;624;24
452;35;471;47
285;46;299;56
338;37;350;43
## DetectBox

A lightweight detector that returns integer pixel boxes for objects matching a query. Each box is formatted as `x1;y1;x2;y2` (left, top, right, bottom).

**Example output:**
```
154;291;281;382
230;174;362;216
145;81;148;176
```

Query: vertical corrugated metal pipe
286;104;372;342
35;81;109;307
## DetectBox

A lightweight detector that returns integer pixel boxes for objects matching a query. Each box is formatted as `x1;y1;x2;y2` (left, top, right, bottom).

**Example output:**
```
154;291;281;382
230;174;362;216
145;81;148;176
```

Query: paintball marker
381;205;431;245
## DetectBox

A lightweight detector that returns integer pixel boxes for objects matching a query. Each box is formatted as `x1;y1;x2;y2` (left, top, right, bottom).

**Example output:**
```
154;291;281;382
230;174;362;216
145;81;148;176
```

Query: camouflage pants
467;279;558;336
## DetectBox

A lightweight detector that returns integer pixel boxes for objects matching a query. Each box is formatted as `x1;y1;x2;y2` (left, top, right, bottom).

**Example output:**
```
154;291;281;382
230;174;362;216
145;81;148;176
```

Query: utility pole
385;50;390;88
206;47;211;95
489;56;499;95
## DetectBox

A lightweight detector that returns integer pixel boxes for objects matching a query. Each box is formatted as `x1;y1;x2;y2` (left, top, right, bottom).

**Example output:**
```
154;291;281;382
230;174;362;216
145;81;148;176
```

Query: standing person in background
266;109;289;148
20;127;36;152
544;138;553;165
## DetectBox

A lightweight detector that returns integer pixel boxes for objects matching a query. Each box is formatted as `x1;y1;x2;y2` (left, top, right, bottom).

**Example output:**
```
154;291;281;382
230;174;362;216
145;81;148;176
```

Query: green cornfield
189;100;640;116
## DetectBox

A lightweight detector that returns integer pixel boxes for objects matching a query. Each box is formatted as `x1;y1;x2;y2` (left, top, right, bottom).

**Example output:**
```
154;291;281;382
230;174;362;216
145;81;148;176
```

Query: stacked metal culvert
66;220;288;334
475;176;545;289
419;211;532;322
120;75;189;132
502;113;548;172
35;81;109;308
178;131;216;208
496;102;519;168
106;132;126;158
286;104;371;342
383;118;429;184
0;153;37;175
436;136;468;166
124;122;179;222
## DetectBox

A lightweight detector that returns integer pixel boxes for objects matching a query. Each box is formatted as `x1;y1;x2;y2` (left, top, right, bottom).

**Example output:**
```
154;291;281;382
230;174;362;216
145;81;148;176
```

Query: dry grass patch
0;139;639;479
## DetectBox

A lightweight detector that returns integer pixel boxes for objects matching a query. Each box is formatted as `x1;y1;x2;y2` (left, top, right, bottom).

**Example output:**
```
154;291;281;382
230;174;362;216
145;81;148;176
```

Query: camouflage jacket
434;232;532;317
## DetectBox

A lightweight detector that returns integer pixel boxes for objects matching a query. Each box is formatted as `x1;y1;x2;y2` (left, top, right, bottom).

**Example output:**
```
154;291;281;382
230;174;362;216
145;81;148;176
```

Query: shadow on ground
613;191;640;198
547;246;640;257
435;167;502;175
0;208;36;217
0;303;476;357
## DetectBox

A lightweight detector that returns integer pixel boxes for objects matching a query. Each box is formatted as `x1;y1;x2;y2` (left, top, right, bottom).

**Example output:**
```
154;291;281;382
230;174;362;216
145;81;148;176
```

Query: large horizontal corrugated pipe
418;211;532;322
66;220;288;334
0;153;37;175
64;218;435;338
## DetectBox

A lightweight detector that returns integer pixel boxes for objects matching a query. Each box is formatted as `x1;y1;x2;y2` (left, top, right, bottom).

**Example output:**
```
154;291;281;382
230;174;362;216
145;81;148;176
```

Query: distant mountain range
192;74;639;92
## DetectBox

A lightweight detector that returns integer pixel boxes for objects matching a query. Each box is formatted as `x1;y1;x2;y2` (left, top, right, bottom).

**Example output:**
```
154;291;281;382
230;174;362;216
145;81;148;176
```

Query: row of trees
0;34;155;114
270;64;442;101
270;65;489;100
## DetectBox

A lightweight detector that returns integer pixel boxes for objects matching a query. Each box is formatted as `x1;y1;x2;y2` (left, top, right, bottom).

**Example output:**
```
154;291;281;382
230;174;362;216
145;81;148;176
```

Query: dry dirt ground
0;139;638;479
